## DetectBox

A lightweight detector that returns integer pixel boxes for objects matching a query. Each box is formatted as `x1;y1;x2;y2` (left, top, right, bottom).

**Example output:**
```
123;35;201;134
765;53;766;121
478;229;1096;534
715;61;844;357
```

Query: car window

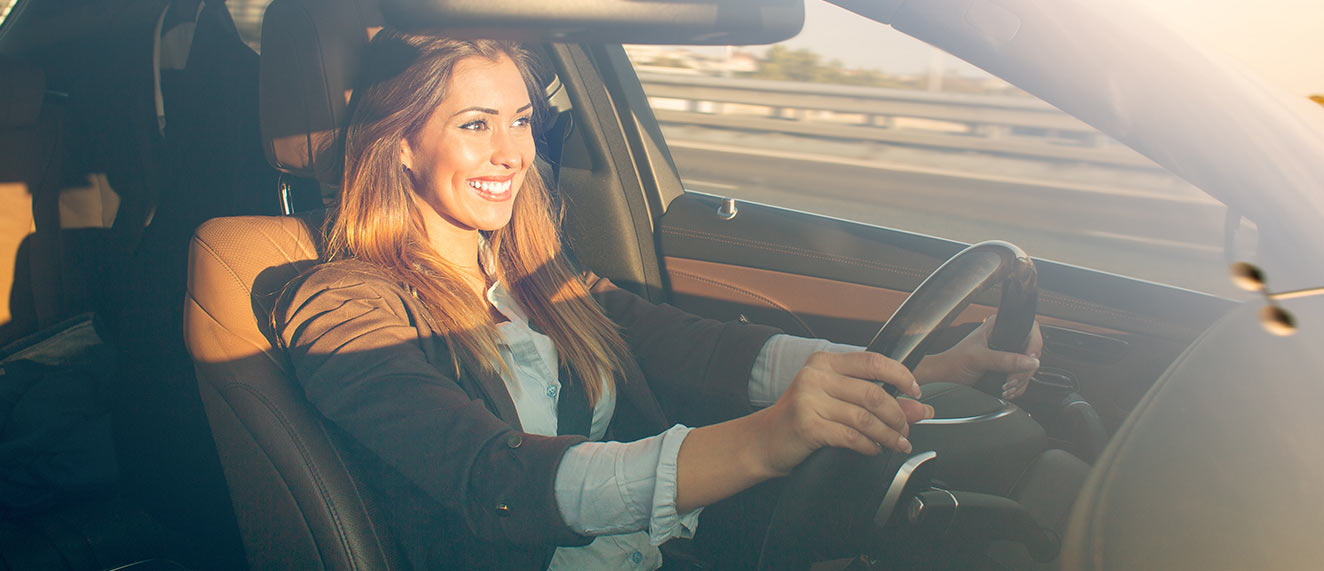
230;0;270;52
0;0;18;30
628;0;1234;296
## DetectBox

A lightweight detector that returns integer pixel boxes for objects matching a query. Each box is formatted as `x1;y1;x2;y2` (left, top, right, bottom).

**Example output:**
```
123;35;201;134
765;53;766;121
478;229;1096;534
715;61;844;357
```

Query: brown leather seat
185;212;405;569
181;0;401;568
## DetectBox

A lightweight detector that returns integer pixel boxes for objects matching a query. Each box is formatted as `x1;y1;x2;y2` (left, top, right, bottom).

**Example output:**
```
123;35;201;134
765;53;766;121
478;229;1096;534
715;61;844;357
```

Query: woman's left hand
913;316;1043;399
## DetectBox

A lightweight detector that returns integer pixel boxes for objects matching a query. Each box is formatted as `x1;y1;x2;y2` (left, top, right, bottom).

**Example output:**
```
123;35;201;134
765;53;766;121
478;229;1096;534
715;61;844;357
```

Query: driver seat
181;0;405;568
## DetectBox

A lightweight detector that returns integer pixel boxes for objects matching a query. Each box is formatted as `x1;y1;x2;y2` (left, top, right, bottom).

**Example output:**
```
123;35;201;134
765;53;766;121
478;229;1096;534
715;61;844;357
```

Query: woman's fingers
796;352;935;454
807;350;921;398
979;350;1040;375
758;350;937;476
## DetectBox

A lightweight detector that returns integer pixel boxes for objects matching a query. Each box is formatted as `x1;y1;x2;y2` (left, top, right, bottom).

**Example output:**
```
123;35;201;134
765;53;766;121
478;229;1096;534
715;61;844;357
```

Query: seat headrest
259;0;382;185
0;56;46;129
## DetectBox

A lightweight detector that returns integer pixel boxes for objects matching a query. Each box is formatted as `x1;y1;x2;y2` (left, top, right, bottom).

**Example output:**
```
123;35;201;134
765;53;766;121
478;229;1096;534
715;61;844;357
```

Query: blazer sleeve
586;275;783;427
275;265;591;548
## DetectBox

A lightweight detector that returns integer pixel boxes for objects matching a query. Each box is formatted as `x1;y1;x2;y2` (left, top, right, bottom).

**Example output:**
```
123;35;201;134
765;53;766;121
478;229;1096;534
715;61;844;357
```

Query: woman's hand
913;316;1043;399
675;351;934;511
750;351;935;478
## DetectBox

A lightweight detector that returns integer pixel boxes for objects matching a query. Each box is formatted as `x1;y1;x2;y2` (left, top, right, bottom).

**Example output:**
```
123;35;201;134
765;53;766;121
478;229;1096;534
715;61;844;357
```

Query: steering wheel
756;241;1038;570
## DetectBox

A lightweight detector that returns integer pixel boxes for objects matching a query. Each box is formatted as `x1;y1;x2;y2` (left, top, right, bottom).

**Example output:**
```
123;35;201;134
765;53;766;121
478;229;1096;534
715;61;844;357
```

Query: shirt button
631;551;643;564
495;502;511;517
546;385;559;399
505;434;523;449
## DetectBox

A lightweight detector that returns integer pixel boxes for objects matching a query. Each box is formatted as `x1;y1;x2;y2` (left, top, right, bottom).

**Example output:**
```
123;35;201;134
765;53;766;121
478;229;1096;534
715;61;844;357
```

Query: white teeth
469;180;511;195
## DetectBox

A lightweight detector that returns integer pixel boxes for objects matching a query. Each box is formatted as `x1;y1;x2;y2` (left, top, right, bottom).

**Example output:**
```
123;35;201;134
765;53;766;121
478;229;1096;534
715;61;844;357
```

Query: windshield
628;0;1324;298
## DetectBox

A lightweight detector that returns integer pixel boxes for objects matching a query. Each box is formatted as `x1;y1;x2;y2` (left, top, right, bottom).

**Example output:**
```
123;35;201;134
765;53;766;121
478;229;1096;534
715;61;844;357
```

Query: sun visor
380;0;804;45
259;0;384;184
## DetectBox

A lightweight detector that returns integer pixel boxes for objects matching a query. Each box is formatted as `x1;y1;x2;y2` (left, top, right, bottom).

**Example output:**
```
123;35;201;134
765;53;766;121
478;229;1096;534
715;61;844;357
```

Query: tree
754;45;828;82
751;45;910;89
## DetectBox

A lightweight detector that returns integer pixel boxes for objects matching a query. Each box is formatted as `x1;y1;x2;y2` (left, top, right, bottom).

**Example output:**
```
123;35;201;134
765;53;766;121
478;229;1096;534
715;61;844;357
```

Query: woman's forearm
678;351;931;513
674;409;781;513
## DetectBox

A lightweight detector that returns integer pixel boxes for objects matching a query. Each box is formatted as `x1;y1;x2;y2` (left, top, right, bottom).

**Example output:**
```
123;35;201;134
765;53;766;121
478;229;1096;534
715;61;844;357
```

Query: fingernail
1002;381;1011;391
910;380;921;397
1002;390;1012;399
897;436;912;454
924;404;936;419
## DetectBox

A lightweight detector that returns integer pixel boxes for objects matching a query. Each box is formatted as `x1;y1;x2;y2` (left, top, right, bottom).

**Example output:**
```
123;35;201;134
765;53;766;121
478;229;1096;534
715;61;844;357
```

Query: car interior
5;0;1318;569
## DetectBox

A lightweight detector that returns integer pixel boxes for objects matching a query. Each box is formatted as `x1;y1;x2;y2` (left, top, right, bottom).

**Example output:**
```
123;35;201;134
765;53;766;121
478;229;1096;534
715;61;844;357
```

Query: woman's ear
400;138;415;173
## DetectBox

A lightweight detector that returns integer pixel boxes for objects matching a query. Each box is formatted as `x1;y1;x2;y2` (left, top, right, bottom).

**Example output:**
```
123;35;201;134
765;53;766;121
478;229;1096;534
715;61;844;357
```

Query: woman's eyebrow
451;103;534;117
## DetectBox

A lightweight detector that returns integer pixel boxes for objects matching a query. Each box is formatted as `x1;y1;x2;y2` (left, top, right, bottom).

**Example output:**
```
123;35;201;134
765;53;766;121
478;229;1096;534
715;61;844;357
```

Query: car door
541;28;1234;435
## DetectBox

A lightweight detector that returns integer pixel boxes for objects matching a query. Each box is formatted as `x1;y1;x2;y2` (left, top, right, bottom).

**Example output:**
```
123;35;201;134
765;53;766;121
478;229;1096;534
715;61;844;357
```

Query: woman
276;31;1041;569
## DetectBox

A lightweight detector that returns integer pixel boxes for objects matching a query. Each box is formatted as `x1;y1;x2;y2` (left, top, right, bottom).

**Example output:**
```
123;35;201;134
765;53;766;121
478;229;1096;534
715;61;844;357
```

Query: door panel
656;192;1234;430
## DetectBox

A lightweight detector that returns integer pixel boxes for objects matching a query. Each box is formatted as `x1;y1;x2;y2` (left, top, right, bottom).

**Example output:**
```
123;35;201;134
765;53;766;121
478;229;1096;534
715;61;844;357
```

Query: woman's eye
512;116;532;128
460;119;488;131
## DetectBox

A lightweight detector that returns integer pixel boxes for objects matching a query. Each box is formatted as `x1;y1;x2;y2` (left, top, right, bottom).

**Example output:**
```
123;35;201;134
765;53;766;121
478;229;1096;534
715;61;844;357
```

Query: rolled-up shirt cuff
749;334;861;407
648;424;701;545
554;425;702;545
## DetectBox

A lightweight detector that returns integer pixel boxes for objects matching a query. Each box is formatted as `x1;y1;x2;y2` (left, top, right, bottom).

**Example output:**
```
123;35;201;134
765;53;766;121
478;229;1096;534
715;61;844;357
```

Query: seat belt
555;363;592;438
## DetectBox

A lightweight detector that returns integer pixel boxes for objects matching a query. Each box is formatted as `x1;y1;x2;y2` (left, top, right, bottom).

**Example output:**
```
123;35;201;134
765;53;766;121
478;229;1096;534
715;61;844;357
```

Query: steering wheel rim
756;241;1038;570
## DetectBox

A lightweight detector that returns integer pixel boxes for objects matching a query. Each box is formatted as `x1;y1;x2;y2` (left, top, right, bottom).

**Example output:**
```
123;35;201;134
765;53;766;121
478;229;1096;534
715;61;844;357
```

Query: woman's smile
467;173;516;201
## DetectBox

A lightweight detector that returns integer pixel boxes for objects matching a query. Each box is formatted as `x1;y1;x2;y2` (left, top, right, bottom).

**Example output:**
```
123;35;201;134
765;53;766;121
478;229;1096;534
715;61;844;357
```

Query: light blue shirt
485;280;857;570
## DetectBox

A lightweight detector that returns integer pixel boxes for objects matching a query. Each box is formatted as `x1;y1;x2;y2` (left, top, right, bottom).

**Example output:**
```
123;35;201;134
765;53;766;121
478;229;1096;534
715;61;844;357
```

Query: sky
777;0;1324;98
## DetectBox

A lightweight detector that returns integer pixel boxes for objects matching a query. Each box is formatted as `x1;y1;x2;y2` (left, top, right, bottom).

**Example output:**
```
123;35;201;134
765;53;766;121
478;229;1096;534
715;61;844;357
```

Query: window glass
229;0;271;52
0;0;18;30
628;1;1232;295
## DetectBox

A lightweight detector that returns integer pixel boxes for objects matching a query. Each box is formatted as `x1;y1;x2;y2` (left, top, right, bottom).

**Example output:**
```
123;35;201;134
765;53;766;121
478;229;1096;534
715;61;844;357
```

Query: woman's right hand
675;351;934;512
750;351;935;478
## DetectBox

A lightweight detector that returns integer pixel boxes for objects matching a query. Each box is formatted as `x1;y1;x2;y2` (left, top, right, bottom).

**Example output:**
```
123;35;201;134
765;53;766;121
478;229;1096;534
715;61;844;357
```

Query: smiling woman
326;35;633;406
259;26;1046;570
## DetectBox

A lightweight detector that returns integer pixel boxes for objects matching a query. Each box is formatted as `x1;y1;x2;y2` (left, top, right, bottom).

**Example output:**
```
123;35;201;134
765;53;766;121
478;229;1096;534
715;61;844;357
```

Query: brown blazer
275;260;780;569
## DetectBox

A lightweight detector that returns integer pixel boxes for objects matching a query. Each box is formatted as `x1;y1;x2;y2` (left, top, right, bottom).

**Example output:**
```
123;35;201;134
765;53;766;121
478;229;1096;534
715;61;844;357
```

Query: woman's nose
490;129;526;169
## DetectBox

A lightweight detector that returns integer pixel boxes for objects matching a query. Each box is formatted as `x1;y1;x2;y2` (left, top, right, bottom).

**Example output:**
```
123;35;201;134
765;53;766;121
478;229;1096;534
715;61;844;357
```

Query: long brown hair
326;31;630;405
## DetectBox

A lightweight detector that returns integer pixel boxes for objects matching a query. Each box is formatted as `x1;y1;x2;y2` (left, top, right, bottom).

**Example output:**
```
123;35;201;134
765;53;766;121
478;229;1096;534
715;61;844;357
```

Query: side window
627;1;1230;295
0;0;18;29
229;0;272;52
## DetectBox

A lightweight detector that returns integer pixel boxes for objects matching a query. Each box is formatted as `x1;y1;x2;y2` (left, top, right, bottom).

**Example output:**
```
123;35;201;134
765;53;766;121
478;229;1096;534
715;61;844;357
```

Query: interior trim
665;256;1125;339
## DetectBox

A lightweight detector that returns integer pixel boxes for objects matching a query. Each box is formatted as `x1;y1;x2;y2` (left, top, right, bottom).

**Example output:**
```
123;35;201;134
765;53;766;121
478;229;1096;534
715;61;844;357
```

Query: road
666;138;1235;296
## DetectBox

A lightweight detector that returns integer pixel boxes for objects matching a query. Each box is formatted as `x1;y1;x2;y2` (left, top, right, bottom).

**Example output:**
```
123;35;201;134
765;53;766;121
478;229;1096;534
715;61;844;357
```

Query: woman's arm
677;351;932;512
554;351;934;533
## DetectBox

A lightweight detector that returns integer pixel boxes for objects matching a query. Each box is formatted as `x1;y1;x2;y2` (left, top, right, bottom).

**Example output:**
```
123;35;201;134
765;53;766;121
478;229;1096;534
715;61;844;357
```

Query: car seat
113;3;285;568
181;0;407;568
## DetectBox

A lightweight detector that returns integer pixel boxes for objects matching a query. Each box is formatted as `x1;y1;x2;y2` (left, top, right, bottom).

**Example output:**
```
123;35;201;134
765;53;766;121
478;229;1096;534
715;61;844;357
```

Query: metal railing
638;72;1157;169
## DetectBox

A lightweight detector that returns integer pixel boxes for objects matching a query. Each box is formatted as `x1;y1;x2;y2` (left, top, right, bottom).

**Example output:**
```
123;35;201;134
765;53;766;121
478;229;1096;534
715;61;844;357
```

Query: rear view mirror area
381;0;805;45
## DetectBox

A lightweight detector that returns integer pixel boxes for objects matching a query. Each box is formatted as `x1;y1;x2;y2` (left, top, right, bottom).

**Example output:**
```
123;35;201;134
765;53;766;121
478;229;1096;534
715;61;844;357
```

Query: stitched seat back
184;212;402;570
181;0;399;567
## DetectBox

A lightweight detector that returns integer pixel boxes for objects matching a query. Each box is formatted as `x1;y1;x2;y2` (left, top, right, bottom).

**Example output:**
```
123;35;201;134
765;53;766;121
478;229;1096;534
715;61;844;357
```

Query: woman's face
402;54;535;238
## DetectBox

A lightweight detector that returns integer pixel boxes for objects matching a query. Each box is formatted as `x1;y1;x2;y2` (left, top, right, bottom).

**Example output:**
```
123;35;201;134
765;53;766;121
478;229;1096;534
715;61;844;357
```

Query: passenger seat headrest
259;0;382;185
0;56;46;129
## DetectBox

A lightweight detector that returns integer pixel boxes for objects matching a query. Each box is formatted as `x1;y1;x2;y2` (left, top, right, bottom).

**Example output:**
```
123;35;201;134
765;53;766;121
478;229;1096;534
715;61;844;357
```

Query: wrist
912;355;947;385
739;408;792;479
